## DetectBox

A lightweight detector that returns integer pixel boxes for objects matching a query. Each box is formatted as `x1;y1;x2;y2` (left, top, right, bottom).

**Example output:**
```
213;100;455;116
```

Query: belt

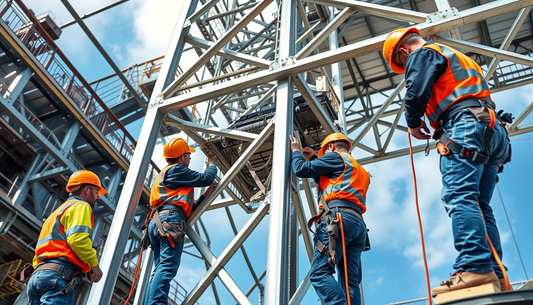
158;204;187;219
33;263;77;282
338;207;364;223
438;98;487;127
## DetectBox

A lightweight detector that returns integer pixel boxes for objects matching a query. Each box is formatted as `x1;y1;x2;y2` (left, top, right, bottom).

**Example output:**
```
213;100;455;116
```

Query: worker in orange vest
383;28;512;295
144;138;218;305
290;133;370;305
25;170;106;304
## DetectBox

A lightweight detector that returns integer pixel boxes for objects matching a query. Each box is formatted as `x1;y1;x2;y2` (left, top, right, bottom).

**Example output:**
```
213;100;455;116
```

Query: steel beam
303;0;428;23
60;0;147;111
185;35;271;68
162;0;274;98
328;6;347;132
183;202;269;304
86;0;199;303
187;120;275;226
288;271;312;305
187;226;253;305
485;7;532;79
434;35;533;67
165;113;258;141
264;0;296;302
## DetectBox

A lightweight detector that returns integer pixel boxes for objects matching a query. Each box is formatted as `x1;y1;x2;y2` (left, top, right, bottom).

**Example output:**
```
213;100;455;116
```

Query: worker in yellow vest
144;138;218;305
290;133;370;305
383;28;512;295
26;170;106;304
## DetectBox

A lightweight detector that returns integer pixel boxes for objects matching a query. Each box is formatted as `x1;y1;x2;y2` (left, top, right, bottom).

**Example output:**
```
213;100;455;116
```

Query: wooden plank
434;283;501;304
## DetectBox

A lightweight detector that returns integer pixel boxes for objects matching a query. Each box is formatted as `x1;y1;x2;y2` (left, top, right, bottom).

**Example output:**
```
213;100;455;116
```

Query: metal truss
1;0;533;304
80;0;533;304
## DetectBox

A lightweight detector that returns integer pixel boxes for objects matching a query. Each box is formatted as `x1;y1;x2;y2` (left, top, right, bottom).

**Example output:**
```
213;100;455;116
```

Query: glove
497;109;514;124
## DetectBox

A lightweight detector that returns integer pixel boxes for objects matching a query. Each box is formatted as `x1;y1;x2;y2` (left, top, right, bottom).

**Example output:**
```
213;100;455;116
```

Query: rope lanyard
337;212;351;305
408;134;433;305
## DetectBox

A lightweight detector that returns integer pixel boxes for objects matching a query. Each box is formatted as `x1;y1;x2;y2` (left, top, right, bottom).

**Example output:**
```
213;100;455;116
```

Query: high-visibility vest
34;199;93;273
150;164;195;217
422;43;495;129
317;152;370;213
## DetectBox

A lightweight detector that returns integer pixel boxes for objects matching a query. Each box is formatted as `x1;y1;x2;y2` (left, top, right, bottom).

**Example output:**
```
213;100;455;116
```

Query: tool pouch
20;263;34;283
467;107;491;123
161;221;186;244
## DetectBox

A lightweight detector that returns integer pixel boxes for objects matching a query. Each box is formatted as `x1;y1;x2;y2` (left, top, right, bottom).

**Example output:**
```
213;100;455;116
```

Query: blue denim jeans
27;266;76;305
440;109;509;278
310;210;366;305
144;210;186;305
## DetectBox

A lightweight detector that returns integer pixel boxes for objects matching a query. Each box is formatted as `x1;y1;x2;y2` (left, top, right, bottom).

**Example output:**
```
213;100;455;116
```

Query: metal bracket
149;93;164;108
183;19;192;28
426;7;459;23
269;57;297;71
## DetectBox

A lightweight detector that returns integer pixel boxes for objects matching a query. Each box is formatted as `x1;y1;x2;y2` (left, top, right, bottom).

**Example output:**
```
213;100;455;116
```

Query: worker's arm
165;164;218;188
61;202;99;268
291;151;344;179
404;45;447;128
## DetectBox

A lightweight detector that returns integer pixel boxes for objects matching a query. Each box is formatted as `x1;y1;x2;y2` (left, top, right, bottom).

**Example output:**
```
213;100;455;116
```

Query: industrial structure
0;0;532;304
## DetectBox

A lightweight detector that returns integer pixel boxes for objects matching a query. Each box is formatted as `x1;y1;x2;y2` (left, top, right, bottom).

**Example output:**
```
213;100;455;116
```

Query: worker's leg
310;220;346;305
478;122;509;279
26;268;75;305
144;211;186;305
336;211;366;305
440;109;493;274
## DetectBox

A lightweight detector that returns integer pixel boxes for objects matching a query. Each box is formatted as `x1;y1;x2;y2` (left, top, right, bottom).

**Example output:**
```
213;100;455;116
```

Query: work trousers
144;210;186;305
440;109;509;278
310;210;366;305
27;263;77;305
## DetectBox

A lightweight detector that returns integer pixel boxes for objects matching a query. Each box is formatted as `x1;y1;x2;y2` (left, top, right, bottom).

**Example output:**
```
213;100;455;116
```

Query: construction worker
25;170;105;304
144;137;218;305
383;28;512;295
290;133;370;305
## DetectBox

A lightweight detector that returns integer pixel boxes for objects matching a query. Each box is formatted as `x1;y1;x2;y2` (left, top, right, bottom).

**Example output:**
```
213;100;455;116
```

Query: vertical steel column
327;6;346;133
86;0;199;303
264;0;296;304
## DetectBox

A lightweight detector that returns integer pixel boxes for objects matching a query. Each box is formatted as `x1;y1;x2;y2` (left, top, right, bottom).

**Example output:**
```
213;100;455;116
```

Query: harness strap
436;107;499;165
153;209;175;248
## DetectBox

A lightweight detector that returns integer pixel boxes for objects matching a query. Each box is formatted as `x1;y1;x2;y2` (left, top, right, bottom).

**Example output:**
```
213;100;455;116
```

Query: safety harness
434;99;513;167
307;200;369;266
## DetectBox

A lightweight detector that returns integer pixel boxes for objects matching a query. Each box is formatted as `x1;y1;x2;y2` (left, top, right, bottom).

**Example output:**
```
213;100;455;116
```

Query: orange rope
123;248;144;305
477;201;511;291
338;212;351;305
408;134;433;304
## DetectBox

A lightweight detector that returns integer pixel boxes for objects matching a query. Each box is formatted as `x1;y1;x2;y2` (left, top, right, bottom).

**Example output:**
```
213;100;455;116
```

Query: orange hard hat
66;170;107;195
318;133;352;157
163;138;196;159
382;27;420;74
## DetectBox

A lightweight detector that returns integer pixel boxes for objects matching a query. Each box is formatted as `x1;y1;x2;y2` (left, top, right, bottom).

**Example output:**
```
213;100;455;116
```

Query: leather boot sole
432;271;500;297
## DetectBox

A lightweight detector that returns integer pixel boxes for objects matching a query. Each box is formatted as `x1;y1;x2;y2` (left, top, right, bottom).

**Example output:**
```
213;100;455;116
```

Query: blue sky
23;1;533;304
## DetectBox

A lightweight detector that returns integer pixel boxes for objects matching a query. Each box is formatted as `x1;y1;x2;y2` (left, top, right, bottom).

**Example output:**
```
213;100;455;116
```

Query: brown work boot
431;271;500;297
499;278;514;291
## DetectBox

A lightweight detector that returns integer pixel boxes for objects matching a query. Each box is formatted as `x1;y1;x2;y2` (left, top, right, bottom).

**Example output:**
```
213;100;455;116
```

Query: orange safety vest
34;198;93;273
422;43;495;129
317;152;370;213
150;164;195;217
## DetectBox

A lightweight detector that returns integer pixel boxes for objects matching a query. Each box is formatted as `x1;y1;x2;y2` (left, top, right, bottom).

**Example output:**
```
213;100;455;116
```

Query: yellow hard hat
318;133;351;157
382;27;420;73
163;138;196;158
66;170;107;195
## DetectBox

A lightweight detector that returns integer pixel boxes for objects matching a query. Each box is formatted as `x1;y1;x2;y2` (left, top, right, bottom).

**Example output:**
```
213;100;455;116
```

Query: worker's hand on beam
289;135;302;153
408;120;431;140
302;147;315;161
89;265;103;283
207;155;218;167
203;181;218;198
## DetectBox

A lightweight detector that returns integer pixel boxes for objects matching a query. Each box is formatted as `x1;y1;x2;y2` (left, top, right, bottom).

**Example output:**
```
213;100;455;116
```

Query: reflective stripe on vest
317;152;370;213
149;164;195;217
422;43;494;128
35;199;93;273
